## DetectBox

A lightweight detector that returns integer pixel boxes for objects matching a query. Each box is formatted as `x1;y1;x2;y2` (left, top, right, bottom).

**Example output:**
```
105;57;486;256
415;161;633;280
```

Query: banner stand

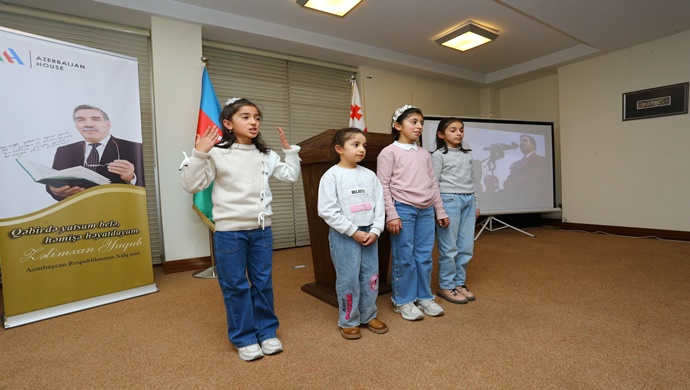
2;283;158;329
0;27;156;328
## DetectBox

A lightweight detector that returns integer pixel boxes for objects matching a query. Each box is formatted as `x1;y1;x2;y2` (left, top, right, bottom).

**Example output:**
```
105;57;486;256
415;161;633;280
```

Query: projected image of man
503;134;548;204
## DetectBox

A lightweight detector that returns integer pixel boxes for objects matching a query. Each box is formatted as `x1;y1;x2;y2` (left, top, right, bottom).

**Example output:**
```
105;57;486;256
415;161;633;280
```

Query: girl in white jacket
181;98;301;361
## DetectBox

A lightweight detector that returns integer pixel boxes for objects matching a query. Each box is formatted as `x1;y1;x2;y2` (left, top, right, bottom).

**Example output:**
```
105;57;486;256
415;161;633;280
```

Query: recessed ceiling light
296;0;362;17
435;20;498;52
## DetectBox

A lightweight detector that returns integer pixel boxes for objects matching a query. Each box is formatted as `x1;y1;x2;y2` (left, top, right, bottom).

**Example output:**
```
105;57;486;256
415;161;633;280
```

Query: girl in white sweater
317;128;388;340
181;98;301;361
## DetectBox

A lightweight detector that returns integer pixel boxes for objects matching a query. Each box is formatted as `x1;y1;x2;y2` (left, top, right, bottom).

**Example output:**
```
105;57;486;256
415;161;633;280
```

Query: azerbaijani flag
349;79;367;132
192;66;222;230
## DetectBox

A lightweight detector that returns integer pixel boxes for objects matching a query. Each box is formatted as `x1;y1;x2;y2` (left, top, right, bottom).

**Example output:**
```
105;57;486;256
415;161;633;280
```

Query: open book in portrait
16;157;111;188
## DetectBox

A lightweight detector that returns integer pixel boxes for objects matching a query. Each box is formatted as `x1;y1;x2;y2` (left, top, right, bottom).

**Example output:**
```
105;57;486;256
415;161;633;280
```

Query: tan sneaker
456;285;476;301
437;288;468;304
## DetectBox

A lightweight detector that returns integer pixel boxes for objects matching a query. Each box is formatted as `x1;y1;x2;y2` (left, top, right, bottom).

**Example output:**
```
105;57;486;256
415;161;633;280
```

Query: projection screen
422;117;558;215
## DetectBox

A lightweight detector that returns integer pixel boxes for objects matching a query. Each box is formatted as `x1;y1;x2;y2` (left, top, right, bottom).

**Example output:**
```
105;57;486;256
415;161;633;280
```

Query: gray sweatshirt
431;147;479;209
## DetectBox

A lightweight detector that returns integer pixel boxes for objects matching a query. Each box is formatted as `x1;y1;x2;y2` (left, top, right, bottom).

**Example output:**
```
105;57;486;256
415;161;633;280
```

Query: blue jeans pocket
215;231;240;254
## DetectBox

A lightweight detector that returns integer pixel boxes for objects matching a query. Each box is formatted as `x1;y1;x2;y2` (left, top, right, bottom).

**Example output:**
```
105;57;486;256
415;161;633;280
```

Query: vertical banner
0;27;157;328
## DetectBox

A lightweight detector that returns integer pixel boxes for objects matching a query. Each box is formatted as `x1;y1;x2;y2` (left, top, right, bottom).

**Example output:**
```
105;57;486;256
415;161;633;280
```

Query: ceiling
4;0;690;87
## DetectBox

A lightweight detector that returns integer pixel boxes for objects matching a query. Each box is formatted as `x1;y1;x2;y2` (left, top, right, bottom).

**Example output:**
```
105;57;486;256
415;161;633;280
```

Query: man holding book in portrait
46;104;145;201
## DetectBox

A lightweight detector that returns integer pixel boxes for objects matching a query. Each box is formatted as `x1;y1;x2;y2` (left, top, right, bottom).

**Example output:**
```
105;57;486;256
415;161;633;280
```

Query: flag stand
193;230;217;279
190;59;219;280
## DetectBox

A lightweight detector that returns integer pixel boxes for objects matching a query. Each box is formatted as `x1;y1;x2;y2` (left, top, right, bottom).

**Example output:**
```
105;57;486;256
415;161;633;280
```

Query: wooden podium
298;129;392;307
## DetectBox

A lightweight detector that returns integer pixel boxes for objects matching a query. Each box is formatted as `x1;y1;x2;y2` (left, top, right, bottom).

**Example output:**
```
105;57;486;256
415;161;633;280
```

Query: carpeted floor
1;226;689;389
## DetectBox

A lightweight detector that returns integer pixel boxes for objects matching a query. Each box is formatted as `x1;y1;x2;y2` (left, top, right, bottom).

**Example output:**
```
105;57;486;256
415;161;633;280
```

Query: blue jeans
390;201;435;306
214;227;278;348
436;193;476;290
329;227;379;328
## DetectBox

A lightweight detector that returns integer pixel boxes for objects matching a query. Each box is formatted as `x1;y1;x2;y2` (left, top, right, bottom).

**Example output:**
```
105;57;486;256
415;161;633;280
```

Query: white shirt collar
393;141;418;151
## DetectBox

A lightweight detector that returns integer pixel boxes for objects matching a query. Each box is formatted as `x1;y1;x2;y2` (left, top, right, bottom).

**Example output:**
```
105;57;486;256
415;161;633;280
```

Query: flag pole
192;56;217;279
193;230;217;278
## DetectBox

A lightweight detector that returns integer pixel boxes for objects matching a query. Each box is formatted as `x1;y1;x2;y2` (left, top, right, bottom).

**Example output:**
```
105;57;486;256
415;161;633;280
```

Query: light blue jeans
214;227;278;348
435;193;476;290
390;201;435;306
329;227;379;328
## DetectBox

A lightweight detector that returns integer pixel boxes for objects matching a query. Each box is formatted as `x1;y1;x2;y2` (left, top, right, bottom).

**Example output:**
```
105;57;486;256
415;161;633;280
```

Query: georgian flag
349;80;367;132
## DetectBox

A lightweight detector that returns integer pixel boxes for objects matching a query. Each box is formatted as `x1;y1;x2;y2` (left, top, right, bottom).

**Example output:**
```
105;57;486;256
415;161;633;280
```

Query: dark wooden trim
560;222;690;241
162;256;211;274
541;218;562;227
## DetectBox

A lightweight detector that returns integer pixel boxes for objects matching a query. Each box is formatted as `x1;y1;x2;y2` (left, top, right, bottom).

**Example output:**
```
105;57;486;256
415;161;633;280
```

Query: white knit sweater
181;143;301;231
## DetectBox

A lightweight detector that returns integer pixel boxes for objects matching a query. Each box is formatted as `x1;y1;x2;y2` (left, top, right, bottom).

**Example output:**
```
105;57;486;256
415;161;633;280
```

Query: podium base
301;282;338;307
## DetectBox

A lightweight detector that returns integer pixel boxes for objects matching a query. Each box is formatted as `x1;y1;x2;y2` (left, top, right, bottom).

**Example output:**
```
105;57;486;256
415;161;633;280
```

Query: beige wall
150;17;208;261
358;66;481;134
479;87;500;118
498;75;562;218
558;31;690;231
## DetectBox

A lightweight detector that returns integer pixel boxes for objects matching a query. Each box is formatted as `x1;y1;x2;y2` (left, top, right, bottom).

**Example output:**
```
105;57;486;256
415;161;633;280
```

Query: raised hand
277;127;291;150
195;126;220;153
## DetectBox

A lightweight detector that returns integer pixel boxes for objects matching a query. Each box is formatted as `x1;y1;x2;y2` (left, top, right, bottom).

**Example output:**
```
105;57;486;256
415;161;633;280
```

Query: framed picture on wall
622;82;689;121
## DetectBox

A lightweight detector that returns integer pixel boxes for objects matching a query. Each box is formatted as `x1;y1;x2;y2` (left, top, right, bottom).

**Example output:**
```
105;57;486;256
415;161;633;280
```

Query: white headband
392;104;416;126
225;97;241;105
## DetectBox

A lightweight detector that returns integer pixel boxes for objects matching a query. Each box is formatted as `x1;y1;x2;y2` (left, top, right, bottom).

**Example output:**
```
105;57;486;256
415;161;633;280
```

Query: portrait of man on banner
46;104;145;201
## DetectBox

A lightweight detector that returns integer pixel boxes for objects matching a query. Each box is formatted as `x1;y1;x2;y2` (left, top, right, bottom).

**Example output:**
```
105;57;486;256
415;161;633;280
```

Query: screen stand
474;216;536;241
193;230;217;279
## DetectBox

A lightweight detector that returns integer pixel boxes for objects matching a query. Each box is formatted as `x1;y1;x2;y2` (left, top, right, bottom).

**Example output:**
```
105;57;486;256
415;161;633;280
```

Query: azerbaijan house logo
1;48;25;65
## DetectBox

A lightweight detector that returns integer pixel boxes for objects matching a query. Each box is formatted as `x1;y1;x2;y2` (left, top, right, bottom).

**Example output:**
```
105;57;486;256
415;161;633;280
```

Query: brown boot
340;327;362;340
364;318;389;334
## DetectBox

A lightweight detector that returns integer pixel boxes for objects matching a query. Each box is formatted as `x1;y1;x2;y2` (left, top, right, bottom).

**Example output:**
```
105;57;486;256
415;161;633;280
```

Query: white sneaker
393;302;424;321
260;338;283;355
237;344;264;361
417;299;444;317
